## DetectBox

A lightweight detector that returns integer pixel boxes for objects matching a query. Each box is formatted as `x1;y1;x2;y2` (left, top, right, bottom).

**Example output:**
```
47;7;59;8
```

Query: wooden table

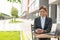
34;34;60;40
31;24;60;40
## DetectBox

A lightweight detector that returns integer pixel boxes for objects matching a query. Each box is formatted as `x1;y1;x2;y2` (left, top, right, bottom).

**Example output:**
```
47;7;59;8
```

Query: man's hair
39;5;47;12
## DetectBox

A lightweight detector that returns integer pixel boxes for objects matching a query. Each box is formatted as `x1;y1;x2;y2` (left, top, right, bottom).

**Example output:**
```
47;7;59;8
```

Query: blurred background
0;0;60;40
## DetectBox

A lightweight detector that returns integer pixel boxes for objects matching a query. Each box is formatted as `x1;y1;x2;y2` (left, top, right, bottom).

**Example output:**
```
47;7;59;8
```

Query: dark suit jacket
34;16;52;33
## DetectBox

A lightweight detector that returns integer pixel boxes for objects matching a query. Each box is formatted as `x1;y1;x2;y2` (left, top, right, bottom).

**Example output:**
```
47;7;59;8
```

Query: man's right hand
35;29;45;34
36;29;42;34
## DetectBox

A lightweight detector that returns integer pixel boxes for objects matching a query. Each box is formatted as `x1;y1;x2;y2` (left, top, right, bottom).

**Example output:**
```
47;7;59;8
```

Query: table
34;34;60;40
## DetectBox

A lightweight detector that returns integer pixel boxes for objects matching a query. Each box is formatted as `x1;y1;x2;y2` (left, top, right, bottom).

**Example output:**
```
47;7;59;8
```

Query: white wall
21;0;27;12
57;4;60;23
49;0;57;4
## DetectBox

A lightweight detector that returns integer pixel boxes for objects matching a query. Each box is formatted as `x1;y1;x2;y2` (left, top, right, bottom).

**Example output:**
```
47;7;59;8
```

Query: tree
7;0;21;3
7;0;22;23
11;7;18;18
10;7;19;23
10;7;23;23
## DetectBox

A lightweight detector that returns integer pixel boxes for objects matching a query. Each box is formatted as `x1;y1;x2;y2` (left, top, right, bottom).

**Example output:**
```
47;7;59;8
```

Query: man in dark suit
34;5;52;40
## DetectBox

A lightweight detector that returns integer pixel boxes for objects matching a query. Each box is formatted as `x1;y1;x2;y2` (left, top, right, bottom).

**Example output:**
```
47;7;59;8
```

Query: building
0;13;11;20
21;0;49;20
49;0;60;23
21;0;60;24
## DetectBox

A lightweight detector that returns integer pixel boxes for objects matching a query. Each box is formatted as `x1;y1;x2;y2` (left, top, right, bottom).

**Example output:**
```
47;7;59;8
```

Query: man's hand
36;29;45;34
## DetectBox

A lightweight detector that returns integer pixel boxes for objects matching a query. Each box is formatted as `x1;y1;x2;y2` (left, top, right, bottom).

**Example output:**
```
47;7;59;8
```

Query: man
34;5;52;40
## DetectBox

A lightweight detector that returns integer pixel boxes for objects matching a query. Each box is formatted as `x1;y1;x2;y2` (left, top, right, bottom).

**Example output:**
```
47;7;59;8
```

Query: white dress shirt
41;17;46;29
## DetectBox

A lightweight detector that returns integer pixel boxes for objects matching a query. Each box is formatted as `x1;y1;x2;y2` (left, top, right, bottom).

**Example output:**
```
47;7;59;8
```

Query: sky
0;0;21;16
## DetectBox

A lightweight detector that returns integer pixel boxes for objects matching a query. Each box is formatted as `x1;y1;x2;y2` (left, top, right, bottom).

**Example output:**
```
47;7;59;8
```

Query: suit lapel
44;17;48;29
38;17;48;29
39;17;42;29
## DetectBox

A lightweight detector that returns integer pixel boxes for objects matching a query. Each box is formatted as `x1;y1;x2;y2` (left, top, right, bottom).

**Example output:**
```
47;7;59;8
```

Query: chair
31;24;38;40
31;24;34;40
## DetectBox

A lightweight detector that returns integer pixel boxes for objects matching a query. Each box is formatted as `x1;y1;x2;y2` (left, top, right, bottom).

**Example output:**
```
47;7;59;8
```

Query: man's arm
34;18;43;34
34;18;40;33
34;18;37;33
34;19;37;30
44;18;52;33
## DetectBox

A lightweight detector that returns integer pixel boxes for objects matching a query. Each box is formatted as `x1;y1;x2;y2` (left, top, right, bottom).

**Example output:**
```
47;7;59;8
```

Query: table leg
58;38;59;40
35;38;39;40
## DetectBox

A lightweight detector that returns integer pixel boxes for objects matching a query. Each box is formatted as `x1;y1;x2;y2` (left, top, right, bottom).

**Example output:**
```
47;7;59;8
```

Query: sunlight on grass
9;19;23;23
0;31;20;40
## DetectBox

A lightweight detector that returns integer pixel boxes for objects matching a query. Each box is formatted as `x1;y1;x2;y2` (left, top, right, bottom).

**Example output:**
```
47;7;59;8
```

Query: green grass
9;19;23;23
0;31;20;40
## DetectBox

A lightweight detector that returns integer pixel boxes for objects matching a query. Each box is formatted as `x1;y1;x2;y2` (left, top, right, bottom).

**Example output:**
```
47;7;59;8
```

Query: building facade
21;0;49;19
21;0;60;24
49;0;60;23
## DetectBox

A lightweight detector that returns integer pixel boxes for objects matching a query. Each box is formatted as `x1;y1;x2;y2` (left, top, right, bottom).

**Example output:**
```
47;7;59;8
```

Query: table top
34;33;60;38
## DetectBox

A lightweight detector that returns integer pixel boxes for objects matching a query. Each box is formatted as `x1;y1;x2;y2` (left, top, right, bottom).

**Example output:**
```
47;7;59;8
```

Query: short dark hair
39;5;47;12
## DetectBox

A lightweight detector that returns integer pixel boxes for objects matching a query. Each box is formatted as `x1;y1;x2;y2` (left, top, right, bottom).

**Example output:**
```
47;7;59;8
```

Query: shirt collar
41;16;46;20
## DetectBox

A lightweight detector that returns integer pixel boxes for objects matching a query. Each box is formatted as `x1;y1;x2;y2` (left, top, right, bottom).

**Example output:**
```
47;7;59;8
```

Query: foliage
11;7;18;18
8;0;21;3
8;0;22;23
9;19;23;23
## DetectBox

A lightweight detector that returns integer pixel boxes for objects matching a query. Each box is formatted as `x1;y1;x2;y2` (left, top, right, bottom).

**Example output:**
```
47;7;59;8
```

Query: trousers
39;38;50;40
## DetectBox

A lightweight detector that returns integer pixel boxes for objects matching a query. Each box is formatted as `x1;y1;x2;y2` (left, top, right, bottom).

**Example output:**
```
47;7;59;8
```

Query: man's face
39;9;47;17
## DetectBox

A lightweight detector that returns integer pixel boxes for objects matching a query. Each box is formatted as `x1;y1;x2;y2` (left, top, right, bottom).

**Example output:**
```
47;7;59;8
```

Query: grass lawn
9;19;23;23
0;31;20;40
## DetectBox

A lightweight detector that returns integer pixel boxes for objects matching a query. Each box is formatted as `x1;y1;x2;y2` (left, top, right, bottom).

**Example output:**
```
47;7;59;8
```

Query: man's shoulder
47;17;52;20
35;17;40;20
